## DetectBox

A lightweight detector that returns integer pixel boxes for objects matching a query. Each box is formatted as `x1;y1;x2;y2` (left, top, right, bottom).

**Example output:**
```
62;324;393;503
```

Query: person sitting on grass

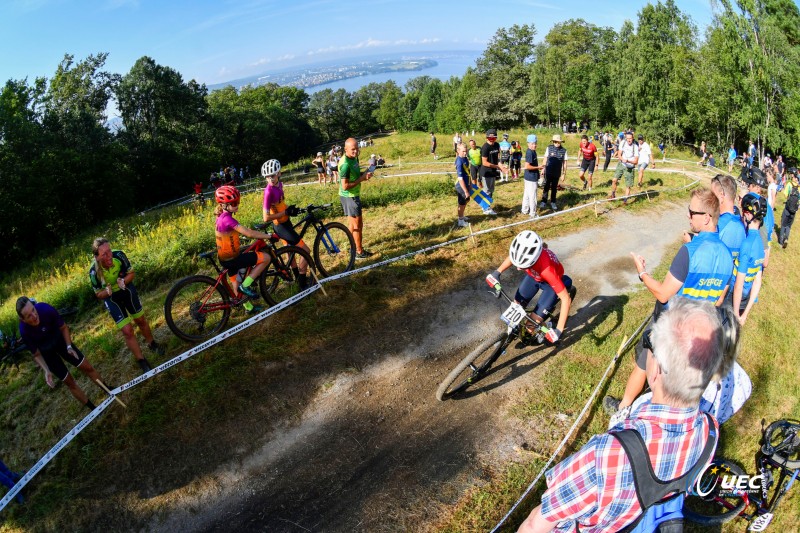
17;296;111;410
214;185;275;314
261;159;310;290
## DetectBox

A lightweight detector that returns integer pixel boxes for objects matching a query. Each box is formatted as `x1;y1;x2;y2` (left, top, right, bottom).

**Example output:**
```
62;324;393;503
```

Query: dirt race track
142;200;690;533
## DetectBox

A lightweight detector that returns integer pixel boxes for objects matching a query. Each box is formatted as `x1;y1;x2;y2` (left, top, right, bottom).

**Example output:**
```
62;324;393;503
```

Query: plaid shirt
541;401;716;532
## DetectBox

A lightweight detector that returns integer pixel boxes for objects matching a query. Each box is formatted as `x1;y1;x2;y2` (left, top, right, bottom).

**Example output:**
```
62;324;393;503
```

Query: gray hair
650;298;723;406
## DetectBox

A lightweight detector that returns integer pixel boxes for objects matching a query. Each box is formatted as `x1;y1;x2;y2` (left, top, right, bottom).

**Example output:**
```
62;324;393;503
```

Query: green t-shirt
89;250;131;293
339;156;361;198
468;148;482;167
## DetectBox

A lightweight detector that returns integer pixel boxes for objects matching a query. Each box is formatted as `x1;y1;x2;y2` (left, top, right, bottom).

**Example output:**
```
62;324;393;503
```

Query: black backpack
610;412;717;533
786;188;799;214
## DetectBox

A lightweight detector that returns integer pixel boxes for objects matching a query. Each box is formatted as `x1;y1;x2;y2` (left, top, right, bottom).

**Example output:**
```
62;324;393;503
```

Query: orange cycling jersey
215;231;241;261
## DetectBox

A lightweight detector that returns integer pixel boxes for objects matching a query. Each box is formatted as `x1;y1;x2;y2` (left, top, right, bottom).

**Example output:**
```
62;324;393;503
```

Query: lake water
304;50;480;94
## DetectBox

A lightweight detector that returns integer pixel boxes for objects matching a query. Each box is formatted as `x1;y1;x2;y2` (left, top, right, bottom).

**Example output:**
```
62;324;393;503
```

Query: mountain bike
683;418;800;531
436;282;577;401
164;232;315;342
286;203;355;277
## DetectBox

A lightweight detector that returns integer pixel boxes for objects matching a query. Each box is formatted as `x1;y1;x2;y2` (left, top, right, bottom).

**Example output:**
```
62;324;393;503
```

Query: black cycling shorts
220;251;259;274
274;220;303;246
580;159;596;174
41;343;86;381
104;285;144;329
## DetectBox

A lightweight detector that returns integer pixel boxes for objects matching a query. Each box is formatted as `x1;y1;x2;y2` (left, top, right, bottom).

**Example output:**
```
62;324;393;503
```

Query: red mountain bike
164;232;315;342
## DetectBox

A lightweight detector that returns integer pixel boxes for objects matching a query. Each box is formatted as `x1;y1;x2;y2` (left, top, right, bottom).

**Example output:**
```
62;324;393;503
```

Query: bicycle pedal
748;513;773;531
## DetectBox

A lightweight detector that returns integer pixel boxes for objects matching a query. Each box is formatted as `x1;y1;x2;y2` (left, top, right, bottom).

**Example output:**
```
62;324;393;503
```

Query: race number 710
500;302;526;328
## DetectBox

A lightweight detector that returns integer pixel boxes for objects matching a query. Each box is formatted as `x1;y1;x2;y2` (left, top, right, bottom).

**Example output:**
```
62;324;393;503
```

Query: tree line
1;0;797;271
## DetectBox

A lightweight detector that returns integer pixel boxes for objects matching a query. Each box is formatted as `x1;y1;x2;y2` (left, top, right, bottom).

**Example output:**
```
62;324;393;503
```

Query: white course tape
0;395;115;510
3;173;701;514
0;285;319;513
111;285;320;395
488;309;652;532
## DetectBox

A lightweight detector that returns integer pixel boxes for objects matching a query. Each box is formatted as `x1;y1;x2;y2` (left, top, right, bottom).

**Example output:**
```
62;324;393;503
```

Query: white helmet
509;230;543;269
261;159;281;177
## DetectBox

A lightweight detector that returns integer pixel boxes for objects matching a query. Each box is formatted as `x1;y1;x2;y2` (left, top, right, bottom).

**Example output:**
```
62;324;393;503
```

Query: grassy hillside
1;131;782;531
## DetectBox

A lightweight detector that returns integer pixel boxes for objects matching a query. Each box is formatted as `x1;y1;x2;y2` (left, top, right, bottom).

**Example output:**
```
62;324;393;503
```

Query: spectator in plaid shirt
518;299;723;533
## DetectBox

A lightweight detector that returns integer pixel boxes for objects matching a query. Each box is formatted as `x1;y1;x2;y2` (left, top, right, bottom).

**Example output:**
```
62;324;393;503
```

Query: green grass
434;226;800;531
0;131;746;531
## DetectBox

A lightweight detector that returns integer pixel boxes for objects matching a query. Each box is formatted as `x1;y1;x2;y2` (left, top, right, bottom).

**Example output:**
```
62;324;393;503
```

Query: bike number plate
500;302;526;328
748;513;773;531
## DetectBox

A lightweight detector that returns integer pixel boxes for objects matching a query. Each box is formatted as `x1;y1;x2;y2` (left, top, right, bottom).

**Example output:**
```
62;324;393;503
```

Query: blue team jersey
679;232;734;301
718;212;746;261
735;230;765;299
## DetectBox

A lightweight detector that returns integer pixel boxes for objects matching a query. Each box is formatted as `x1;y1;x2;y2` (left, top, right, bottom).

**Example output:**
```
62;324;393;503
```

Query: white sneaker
538;201;546;209
550;202;558;210
484;208;497;215
456;218;468;227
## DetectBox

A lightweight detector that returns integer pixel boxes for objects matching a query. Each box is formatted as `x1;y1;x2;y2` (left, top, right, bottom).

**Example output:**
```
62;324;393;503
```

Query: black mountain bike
436;283;576;401
286;203;356;277
684;418;800;531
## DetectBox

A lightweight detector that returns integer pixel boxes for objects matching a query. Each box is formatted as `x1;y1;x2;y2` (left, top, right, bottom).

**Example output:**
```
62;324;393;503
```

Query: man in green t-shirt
339;137;375;259
468;139;482;188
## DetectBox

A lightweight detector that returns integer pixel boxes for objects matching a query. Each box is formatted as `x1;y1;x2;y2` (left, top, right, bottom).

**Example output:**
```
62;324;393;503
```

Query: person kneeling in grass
17;296;111;410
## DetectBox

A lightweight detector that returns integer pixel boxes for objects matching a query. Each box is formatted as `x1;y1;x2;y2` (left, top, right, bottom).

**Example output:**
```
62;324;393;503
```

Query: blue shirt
670;232;734;301
454;155;470;191
524;149;540;182
718;212;746;262
735;229;765;300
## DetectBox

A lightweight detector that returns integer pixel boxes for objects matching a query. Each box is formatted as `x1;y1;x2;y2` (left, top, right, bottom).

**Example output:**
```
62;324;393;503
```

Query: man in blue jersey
734;193;767;325
454;142;472;227
743;167;774;270
604;187;734;415
711;174;746;304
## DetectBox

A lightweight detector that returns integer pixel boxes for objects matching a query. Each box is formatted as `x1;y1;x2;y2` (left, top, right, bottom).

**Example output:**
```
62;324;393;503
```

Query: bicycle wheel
313;222;356;277
436;332;511;401
164;275;231;342
683;460;748;526
763;420;800;469
259;245;317;307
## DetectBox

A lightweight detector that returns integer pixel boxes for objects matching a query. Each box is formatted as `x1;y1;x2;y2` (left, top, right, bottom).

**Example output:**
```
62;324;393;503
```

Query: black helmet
741;193;767;221
746;167;767;189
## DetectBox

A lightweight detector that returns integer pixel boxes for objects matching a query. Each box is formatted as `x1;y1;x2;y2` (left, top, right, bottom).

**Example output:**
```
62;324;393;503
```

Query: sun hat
552;134;563;142
527;134;537;143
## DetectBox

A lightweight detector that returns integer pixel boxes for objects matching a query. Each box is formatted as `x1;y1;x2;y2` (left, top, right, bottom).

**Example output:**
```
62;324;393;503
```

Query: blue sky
1;0;723;86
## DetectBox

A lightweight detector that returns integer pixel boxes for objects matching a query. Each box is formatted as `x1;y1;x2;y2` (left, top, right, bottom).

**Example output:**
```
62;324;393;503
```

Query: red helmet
215;185;240;205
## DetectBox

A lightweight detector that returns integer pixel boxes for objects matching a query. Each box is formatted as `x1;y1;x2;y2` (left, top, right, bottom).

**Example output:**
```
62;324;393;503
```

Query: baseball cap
527;134;537;143
486;128;497;138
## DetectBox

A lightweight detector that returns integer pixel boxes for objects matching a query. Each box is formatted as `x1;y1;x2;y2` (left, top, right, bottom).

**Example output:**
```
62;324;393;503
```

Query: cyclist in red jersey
578;134;599;191
486;230;574;343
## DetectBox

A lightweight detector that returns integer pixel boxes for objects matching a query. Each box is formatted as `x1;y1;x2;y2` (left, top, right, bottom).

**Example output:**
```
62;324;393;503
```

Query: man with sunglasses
479;128;505;215
604;188;733;416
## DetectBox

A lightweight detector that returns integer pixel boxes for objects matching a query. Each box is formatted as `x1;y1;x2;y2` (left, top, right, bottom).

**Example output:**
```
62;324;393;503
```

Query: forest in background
1;0;798;270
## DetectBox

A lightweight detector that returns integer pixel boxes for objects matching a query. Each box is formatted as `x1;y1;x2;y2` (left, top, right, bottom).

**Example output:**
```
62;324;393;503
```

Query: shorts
273;220;303;246
340;195;363;217
470;164;480;183
614;162;636;187
104;285;145;329
455;183;469;206
638;162;649;171
315;166;324;175
220;251;266;276
431;146;436;154
41;342;86;381
580;159;596;174
515;274;573;319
